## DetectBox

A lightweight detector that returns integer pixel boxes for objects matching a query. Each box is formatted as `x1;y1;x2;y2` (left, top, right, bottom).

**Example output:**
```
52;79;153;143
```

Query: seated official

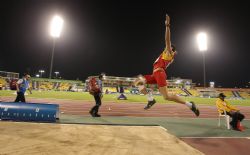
216;93;245;131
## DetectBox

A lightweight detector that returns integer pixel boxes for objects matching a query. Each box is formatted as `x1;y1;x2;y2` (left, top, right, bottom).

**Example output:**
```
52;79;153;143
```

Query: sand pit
0;122;203;155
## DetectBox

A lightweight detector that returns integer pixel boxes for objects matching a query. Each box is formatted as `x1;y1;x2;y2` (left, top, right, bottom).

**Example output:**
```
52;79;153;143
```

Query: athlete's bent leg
134;75;156;109
134;75;147;94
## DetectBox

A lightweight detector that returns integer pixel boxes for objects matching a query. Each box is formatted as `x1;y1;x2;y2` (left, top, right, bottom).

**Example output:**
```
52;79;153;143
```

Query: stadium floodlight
49;15;64;79
197;32;208;88
197;32;207;52
50;15;64;38
54;71;59;78
39;70;45;78
36;74;40;78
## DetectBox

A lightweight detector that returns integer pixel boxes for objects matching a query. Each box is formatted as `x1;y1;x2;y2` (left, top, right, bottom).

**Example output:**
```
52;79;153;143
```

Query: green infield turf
1;90;250;106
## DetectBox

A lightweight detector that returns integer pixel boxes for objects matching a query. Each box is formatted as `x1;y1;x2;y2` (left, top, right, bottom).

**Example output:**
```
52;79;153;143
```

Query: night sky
1;0;249;88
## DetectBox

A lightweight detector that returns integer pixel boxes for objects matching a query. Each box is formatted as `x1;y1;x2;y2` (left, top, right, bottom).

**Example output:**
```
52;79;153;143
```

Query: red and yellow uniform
144;49;176;87
216;98;238;114
153;49;176;70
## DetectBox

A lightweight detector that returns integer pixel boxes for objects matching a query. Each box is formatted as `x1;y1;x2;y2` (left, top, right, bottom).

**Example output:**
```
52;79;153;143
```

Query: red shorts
143;70;167;87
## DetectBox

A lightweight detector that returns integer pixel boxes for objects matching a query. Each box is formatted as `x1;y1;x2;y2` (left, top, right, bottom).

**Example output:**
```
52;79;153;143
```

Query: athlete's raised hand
165;14;170;26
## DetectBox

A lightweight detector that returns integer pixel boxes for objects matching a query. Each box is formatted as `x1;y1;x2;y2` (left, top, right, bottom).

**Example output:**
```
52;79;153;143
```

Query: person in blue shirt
15;74;32;102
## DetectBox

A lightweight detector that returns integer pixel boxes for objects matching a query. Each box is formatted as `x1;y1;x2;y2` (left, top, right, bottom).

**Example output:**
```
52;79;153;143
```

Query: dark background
1;0;249;88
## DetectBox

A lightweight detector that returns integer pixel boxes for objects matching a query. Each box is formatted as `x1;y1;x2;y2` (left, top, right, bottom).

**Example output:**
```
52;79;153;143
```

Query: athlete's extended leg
159;86;200;116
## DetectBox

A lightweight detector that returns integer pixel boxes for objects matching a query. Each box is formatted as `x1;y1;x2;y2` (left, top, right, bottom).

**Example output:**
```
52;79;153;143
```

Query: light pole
49;15;64;79
197;32;207;88
39;70;45;78
54;71;59;78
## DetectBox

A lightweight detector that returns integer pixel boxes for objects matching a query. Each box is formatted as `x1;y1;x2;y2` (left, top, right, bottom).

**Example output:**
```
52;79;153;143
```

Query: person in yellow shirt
216;93;245;131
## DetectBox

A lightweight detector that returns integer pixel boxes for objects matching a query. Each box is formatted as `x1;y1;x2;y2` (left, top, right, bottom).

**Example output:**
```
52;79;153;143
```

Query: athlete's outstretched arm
165;15;171;53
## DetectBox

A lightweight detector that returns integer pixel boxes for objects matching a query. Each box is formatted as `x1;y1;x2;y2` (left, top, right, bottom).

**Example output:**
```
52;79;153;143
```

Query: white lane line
181;137;250;139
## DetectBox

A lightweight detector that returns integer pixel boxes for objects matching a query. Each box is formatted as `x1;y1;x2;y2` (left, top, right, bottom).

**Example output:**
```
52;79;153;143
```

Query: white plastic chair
218;108;230;129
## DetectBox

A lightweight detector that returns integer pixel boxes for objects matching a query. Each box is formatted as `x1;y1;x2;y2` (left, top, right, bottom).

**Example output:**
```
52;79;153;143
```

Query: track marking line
159;126;168;131
181;137;250;139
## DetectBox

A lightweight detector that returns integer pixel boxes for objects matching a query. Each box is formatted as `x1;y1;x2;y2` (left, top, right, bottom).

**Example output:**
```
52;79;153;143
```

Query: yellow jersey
215;98;238;114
